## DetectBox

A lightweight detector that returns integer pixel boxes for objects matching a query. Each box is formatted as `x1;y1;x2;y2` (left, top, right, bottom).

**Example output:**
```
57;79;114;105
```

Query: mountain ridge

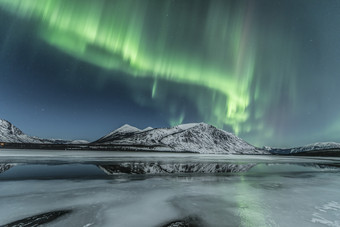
0;119;86;144
0;119;55;144
94;122;267;154
2;119;340;156
269;142;340;156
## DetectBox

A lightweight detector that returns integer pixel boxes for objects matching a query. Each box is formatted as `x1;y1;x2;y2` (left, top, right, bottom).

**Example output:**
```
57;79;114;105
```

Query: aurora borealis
1;0;340;146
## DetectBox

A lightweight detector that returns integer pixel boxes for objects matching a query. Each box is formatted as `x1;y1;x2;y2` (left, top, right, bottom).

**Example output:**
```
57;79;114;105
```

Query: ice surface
312;201;340;227
0;151;340;226
1;166;340;226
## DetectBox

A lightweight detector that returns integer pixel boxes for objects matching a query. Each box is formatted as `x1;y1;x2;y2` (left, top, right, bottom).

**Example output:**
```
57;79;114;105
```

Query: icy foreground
0;151;340;227
0;163;15;174
95;123;267;154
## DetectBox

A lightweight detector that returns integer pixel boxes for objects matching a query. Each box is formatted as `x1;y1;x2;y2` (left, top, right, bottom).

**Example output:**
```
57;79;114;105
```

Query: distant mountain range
1;119;340;156
269;142;340;156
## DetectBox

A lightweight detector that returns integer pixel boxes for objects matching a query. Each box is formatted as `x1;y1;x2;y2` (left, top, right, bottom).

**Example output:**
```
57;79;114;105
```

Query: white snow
0;119;71;144
290;142;340;153
70;140;89;144
312;201;340;227
0;119;51;144
1;157;340;227
114;124;141;133
97;122;267;154
177;123;200;130
99;124;141;141
142;127;153;131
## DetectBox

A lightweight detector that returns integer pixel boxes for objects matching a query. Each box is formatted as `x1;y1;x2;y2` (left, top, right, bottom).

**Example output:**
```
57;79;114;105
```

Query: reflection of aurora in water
235;175;268;226
0;0;298;141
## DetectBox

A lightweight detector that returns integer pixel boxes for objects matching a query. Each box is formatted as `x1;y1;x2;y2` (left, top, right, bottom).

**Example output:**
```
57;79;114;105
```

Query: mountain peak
0;119;24;136
0;119;10;125
142;126;153;131
115;124;141;133
176;123;201;130
95;122;266;154
0;119;69;144
290;142;340;153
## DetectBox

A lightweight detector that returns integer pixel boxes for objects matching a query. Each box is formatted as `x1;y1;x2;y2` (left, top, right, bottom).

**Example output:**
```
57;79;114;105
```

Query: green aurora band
0;0;298;141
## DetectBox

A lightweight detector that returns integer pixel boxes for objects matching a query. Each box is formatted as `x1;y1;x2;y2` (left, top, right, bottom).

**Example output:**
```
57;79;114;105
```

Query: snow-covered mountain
97;124;141;142
290;142;340;153
69;140;90;144
94;123;267;154
269;142;340;156
0;119;83;144
0;119;54;143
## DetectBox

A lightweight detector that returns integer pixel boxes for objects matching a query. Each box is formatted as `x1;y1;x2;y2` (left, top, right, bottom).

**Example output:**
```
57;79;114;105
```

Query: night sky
0;0;340;147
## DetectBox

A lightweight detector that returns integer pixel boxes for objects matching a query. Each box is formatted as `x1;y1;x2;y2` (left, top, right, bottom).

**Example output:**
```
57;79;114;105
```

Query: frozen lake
0;150;340;226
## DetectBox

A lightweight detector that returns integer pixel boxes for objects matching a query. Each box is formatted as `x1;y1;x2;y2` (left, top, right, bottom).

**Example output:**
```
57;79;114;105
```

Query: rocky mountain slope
0;119;56;143
94;123;267;154
0;119;85;144
270;142;340;156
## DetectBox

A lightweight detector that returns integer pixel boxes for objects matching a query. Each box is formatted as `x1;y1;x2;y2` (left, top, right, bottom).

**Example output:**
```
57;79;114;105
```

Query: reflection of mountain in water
98;162;256;175
0;164;16;174
161;216;204;227
298;163;340;169
2;210;71;227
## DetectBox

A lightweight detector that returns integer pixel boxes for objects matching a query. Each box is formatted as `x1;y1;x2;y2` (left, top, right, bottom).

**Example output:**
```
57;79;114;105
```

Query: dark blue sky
1;0;340;147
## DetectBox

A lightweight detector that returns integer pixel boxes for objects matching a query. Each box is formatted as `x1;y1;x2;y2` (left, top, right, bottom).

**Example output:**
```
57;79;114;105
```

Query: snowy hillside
97;124;141;142
0;119;54;143
95;123;267;154
290;142;340;154
0;119;75;144
268;142;340;156
69;140;90;144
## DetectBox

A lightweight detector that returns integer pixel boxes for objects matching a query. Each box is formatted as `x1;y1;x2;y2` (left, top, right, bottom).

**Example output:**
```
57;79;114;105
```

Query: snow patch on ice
312;201;340;227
